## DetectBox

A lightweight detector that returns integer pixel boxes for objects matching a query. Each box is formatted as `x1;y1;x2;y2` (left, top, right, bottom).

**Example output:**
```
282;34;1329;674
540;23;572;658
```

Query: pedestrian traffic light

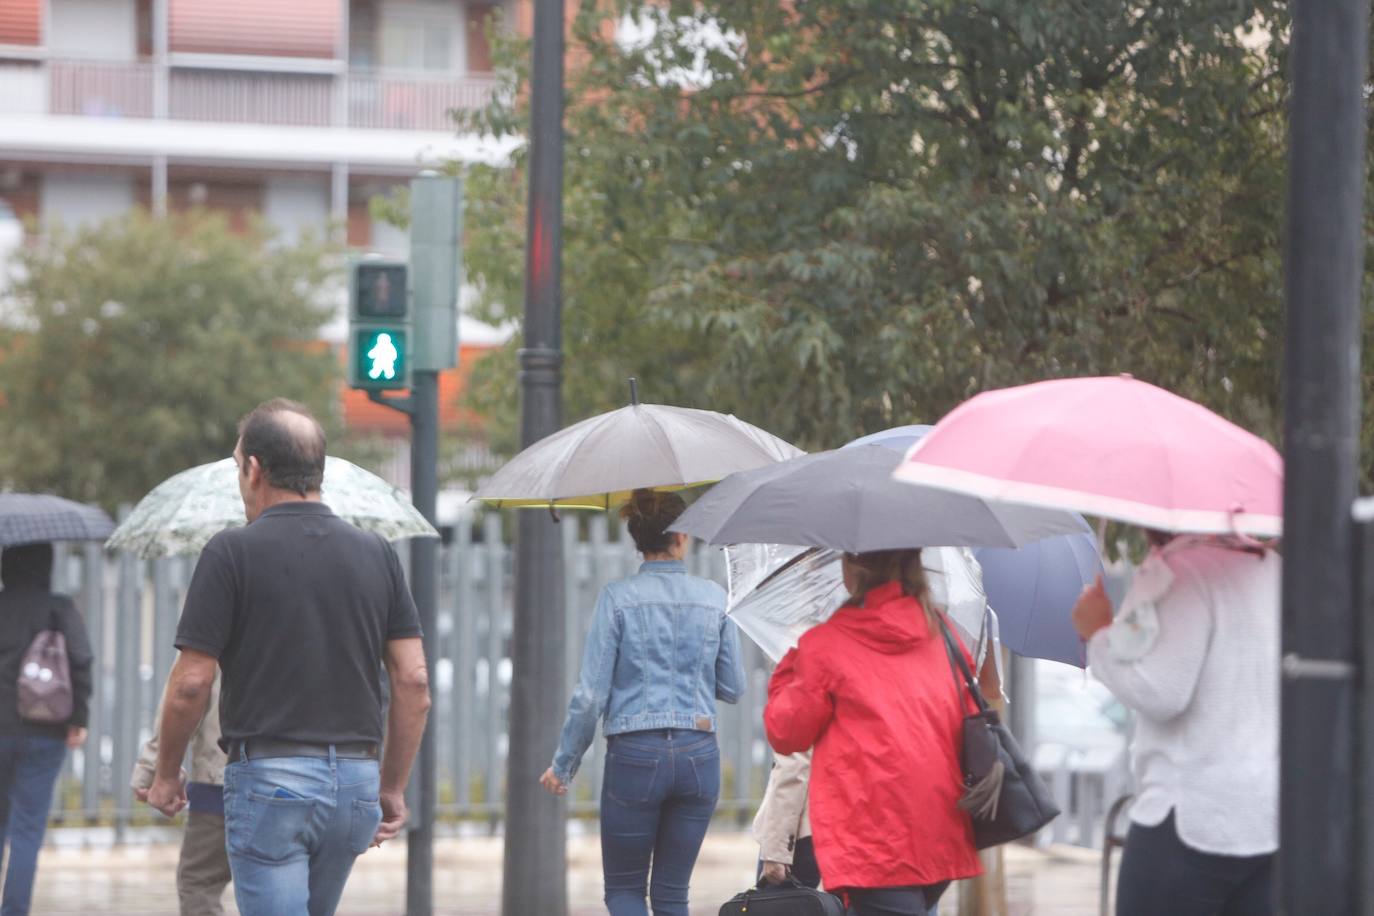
348;259;411;391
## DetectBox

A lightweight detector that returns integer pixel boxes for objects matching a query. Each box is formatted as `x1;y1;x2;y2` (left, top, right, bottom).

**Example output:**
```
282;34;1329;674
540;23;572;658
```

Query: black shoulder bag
938;616;1060;848
718;877;845;916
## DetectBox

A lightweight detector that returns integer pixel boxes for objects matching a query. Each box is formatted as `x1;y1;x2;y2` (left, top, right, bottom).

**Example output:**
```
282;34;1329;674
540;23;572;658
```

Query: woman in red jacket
764;548;980;916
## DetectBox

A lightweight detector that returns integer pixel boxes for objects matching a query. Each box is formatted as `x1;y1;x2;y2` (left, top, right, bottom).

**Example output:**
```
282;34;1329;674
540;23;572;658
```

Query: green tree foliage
0;211;341;509
460;2;1370;477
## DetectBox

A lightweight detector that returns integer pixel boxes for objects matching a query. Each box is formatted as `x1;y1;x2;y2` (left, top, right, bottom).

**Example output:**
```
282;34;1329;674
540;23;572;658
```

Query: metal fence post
80;542;105;820
483;512;505;822
112;548;142;840
452;518;475;813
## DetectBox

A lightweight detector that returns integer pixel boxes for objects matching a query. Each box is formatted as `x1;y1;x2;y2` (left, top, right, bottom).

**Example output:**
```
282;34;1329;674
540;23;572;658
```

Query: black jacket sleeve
56;597;95;729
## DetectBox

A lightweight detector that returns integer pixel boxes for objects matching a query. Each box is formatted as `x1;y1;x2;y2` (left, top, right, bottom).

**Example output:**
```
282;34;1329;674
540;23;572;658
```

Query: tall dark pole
1281;0;1366;912
406;371;439;916
503;0;567;911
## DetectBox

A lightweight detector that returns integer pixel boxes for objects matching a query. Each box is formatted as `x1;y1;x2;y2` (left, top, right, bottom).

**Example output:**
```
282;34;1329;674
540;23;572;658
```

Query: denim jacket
551;560;745;782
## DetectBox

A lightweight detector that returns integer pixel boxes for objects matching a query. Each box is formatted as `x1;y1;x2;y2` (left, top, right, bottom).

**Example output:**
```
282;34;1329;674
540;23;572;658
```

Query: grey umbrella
670;445;1088;552
0;494;115;547
474;401;802;510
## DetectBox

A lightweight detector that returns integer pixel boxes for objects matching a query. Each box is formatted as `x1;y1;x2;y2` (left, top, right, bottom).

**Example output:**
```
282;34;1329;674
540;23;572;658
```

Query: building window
377;2;461;73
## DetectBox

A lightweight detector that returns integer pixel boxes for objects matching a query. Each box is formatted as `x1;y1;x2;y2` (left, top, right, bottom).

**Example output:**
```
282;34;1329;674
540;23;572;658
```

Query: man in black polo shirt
147;399;431;916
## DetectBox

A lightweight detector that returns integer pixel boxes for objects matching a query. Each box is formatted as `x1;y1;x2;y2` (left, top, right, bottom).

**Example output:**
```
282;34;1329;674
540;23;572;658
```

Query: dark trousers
0;735;66;916
600;730;720;916
845;882;949;916
1116;811;1274;916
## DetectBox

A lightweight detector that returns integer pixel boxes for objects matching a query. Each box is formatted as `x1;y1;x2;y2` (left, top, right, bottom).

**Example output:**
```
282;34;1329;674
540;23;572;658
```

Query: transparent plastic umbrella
106;457;438;559
724;543;1005;688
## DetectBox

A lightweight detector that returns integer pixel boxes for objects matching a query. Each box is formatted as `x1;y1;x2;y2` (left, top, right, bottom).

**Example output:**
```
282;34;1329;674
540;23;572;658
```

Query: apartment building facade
0;0;515;254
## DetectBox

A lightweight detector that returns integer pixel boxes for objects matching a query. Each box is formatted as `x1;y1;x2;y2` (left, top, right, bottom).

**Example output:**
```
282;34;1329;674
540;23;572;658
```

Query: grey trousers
178;811;232;916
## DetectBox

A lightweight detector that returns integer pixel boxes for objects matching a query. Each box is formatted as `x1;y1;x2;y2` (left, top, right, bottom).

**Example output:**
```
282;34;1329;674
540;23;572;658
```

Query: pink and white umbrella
893;376;1283;537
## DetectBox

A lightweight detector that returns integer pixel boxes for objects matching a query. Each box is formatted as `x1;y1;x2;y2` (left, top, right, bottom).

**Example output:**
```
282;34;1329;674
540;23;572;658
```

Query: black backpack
718;878;846;916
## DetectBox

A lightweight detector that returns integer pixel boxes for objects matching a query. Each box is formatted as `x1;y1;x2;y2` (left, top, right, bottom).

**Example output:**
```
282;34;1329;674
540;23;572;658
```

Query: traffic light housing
348;259;411;391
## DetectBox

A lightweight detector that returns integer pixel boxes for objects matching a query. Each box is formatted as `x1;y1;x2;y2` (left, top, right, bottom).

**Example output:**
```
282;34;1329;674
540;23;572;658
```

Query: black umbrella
0;494;115;547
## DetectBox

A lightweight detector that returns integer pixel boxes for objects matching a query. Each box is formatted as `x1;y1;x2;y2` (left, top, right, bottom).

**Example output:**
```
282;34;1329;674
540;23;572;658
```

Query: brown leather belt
228;738;379;761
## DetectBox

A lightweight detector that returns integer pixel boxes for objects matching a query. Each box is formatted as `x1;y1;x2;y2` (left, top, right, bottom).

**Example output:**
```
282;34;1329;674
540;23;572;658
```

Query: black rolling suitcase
718;877;846;915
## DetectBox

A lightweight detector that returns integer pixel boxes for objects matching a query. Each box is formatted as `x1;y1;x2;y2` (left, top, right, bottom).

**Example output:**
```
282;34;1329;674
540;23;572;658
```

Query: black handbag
718;877;845;916
938;617;1061;849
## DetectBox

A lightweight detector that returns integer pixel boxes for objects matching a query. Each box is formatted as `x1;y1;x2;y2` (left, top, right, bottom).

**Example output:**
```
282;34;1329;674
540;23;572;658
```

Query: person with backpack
0;543;94;916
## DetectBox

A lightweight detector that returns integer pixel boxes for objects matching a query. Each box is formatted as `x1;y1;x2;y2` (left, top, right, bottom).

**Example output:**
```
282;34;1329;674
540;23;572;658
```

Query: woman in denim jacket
541;489;746;916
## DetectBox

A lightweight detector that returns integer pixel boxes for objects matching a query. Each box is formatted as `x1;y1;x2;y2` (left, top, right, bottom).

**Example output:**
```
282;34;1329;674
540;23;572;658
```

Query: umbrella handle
1226;507;1273;555
548;503;561;524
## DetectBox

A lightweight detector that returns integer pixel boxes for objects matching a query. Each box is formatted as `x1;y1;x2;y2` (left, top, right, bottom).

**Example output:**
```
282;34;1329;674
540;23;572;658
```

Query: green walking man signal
348;259;411;391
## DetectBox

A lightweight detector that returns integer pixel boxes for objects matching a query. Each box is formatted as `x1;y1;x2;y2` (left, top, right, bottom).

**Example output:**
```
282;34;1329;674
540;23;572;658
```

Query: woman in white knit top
1072;534;1279;916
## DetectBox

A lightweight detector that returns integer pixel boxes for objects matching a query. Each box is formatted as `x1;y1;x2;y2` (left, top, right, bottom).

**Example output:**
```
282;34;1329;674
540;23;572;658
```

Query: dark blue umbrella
0;494;115;547
843;424;932;453
847;425;1102;667
975;534;1101;667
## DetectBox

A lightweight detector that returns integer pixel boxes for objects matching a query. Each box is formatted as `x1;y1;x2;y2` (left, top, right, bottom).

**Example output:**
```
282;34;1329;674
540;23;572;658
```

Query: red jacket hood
828;580;932;655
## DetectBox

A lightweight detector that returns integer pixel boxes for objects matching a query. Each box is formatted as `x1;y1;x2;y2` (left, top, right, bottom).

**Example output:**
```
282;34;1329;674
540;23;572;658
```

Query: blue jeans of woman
222;751;382;916
1116;811;1273;916
600;729;720;916
0;734;67;916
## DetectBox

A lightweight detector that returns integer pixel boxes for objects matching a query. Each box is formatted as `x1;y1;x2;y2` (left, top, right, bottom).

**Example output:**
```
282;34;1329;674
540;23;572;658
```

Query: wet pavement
30;827;1105;914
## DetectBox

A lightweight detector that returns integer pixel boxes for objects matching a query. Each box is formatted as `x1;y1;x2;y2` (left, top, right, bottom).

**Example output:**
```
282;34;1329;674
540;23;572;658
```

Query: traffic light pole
364;171;462;916
406;372;439;916
503;0;567;911
1281;0;1367;911
364;382;437;916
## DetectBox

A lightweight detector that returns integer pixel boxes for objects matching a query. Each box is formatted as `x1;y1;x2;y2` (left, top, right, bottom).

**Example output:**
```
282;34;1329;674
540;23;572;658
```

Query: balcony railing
0;58;499;132
347;71;498;132
51;59;154;119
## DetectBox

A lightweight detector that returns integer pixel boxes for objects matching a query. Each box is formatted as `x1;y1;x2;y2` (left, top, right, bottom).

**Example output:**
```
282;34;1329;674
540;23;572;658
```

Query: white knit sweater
1087;539;1280;856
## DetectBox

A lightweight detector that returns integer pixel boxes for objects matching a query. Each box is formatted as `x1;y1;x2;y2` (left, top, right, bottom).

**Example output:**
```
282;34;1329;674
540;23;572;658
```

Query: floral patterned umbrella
106;457;438;559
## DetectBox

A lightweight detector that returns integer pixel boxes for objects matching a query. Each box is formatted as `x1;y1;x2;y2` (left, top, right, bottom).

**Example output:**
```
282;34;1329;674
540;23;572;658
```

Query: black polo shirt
175;501;421;747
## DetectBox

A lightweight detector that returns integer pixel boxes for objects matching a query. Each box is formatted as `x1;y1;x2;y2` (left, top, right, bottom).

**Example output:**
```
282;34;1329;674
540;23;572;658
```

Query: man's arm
146;649;217;817
375;636;431;845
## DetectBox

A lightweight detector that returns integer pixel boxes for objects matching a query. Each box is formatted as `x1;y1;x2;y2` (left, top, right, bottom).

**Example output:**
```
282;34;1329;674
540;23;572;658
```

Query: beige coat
752;750;813;864
131;669;225;790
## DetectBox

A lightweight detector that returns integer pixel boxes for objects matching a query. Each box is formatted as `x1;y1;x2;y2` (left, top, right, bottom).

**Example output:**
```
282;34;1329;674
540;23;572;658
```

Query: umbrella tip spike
629;377;639;406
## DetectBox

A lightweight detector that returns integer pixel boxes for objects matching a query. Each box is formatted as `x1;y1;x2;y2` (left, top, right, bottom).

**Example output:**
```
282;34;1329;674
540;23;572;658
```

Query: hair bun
621;488;669;521
619;489;688;554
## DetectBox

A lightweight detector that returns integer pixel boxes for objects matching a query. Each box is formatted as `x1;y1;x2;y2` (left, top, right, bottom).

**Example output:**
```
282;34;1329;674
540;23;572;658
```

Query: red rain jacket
765;581;981;890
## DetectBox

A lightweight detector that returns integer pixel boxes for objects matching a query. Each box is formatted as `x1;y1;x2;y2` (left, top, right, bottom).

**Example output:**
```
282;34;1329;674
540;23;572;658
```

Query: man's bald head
237;399;326;495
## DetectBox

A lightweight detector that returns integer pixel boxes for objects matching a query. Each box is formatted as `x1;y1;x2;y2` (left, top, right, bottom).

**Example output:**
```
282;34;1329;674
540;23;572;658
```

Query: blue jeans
0;734;67;916
222;751;382;916
600;729;720;916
